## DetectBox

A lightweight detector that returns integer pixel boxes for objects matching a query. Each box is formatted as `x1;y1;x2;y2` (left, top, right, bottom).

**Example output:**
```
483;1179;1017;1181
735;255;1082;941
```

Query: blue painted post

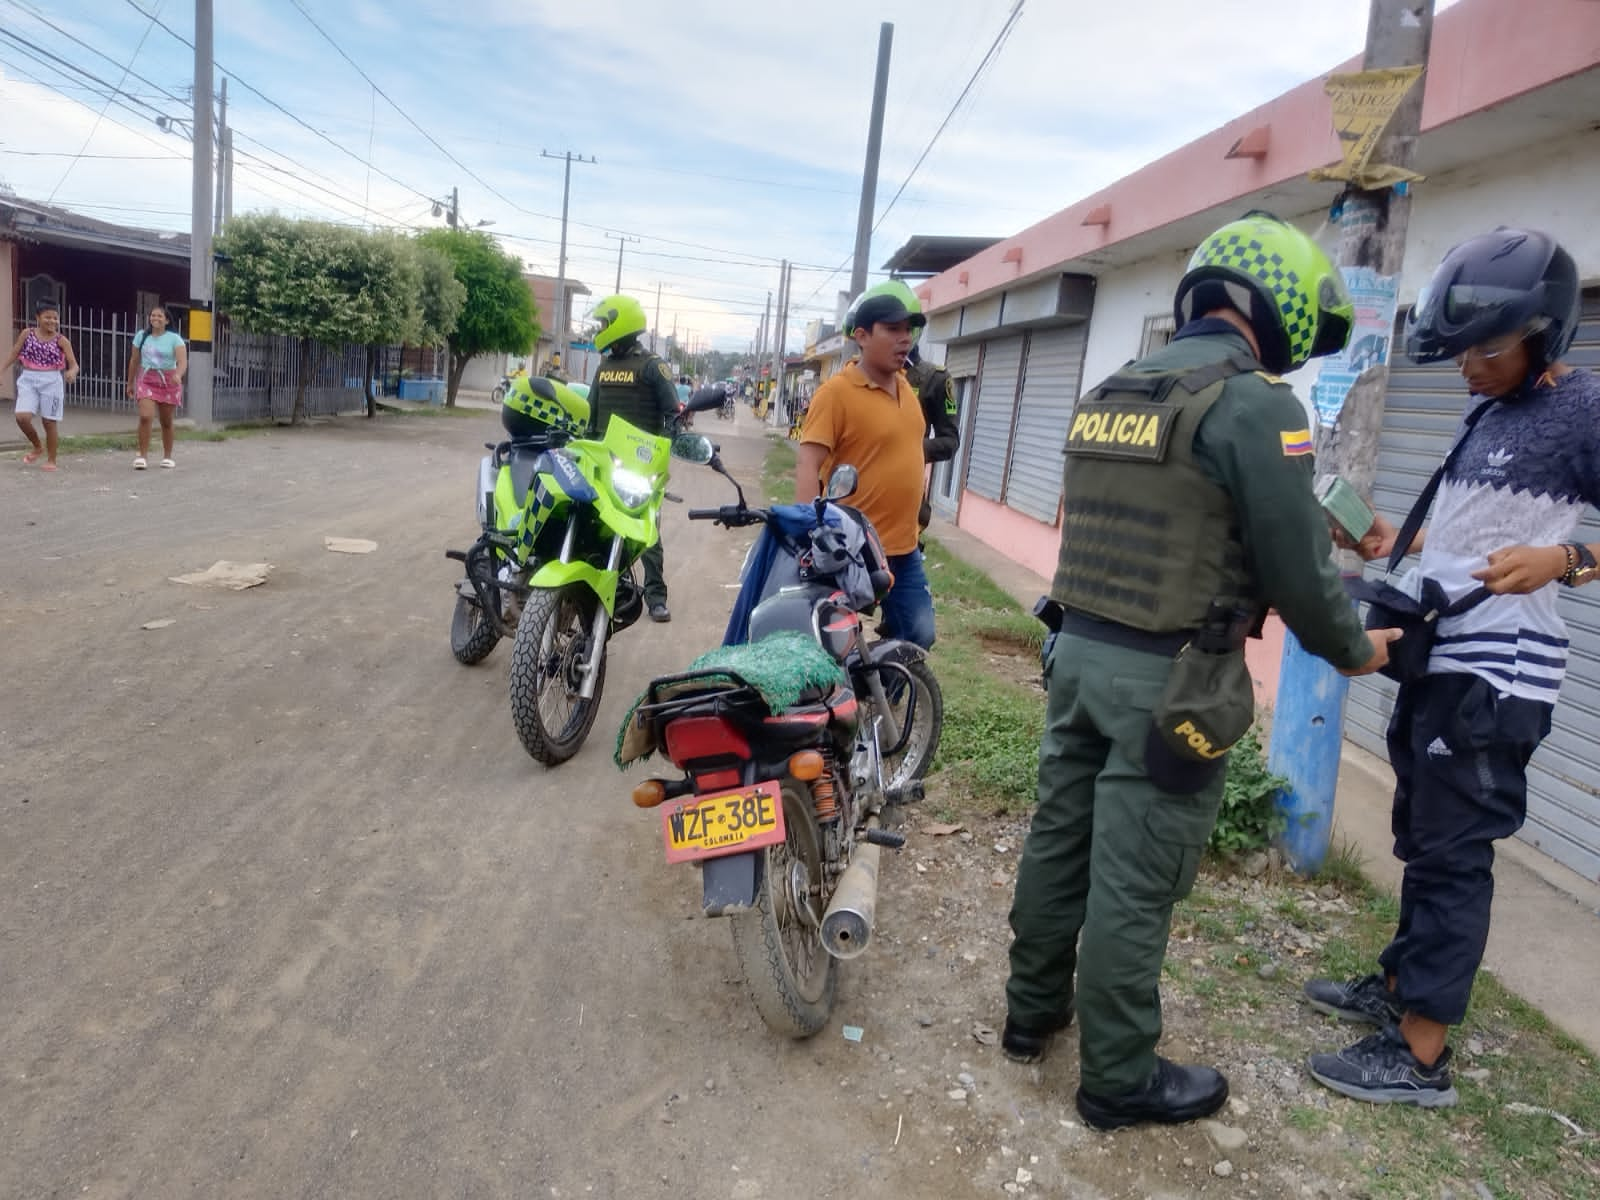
1269;630;1351;873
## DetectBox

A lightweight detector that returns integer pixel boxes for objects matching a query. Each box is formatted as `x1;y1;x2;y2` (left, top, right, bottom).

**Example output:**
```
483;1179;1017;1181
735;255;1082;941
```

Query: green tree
416;228;538;406
215;215;421;423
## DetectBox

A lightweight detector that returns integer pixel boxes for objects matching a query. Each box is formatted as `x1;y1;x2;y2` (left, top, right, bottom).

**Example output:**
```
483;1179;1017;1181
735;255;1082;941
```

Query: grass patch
45;423;272;456
762;435;797;504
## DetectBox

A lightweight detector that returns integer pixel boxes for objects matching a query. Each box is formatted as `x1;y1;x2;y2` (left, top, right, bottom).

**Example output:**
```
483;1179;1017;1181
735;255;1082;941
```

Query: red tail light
664;716;751;767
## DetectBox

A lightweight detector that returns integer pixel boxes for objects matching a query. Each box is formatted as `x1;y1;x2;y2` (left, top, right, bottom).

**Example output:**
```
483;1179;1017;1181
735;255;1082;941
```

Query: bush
1210;726;1287;856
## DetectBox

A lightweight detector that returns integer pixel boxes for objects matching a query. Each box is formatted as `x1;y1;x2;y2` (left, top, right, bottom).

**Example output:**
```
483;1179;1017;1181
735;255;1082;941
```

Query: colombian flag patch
1280;429;1313;457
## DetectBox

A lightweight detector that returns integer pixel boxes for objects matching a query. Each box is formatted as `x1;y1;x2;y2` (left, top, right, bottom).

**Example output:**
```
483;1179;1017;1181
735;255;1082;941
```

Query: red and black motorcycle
618;423;942;1037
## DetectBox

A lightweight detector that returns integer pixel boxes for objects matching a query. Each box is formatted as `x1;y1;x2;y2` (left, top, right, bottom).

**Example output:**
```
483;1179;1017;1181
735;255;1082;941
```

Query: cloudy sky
0;0;1418;351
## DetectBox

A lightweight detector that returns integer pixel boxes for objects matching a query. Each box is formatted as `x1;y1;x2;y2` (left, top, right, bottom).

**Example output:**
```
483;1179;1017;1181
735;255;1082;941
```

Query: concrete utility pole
541;150;595;368
1269;0;1436;873
653;282;663;354
447;186;459;229
213;76;227;236
849;23;894;300
769;260;791;424
757;292;771;363
606;232;639;293
187;0;214;426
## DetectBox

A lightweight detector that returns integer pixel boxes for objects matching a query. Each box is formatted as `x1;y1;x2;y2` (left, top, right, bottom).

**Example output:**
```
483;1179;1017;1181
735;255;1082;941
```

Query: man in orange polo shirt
795;289;936;648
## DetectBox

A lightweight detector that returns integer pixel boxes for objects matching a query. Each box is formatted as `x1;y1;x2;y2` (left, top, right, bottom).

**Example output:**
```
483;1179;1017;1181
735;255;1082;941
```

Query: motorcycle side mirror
670;433;715;465
824;465;859;501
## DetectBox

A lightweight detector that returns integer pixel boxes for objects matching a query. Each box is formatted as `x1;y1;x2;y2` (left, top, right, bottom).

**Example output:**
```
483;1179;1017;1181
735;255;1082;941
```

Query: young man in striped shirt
1305;228;1600;1107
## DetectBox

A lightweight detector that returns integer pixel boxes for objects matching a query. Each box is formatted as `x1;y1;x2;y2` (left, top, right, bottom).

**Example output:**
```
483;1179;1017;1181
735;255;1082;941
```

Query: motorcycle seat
507;443;546;507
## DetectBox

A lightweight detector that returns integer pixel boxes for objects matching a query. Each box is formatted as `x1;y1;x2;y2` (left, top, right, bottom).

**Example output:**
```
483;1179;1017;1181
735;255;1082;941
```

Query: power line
872;0;1024;235
3;0;188;105
45;0;163;203
122;0;440;209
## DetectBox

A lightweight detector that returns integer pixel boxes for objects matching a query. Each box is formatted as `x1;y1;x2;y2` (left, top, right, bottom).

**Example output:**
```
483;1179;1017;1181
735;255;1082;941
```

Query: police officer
585;293;680;622
1002;212;1400;1131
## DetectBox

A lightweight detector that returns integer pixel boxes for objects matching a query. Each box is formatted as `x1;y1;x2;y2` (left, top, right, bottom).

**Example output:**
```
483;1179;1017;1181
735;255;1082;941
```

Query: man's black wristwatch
1563;542;1597;587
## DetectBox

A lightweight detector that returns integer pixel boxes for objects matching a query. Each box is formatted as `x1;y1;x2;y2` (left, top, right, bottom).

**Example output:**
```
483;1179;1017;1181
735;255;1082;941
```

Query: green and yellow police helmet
567;381;590;401
1174;211;1353;374
502;374;590;440
845;279;928;344
587;294;648;354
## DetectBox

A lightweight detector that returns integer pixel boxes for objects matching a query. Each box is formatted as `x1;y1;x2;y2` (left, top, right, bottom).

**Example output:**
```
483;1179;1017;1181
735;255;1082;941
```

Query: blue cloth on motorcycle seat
614;630;847;767
722;503;855;646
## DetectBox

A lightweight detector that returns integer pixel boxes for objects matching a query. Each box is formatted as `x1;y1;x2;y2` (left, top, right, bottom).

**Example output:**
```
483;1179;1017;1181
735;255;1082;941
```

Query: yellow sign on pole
1309;66;1426;189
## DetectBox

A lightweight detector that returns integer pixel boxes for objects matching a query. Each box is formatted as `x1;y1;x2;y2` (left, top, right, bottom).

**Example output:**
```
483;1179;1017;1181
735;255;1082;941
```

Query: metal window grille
1139;313;1176;356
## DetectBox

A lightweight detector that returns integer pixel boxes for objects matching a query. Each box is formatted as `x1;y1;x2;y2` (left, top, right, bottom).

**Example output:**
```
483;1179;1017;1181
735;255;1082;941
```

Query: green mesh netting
615;630;846;768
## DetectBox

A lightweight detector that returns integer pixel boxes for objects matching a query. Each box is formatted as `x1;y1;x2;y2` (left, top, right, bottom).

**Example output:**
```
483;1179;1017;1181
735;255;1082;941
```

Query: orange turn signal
788;750;825;781
632;779;668;808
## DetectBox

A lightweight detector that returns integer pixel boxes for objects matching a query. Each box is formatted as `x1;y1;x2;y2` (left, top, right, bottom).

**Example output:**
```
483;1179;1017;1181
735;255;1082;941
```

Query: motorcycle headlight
611;464;654;509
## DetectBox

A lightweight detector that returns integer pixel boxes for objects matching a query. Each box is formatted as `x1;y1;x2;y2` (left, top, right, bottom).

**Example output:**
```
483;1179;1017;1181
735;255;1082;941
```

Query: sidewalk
924;511;1600;1055
1;400;141;451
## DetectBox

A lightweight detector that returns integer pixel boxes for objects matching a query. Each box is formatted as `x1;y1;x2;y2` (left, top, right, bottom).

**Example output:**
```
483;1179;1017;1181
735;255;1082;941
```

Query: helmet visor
1440;284;1535;327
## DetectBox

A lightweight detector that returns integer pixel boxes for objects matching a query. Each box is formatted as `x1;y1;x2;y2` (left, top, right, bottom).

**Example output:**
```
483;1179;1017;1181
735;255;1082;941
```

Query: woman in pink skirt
124;306;187;469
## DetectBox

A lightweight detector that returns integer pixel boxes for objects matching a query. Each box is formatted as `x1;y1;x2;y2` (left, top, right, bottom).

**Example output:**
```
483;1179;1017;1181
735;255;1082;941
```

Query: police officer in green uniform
1002;212;1402;1130
585;293;680;622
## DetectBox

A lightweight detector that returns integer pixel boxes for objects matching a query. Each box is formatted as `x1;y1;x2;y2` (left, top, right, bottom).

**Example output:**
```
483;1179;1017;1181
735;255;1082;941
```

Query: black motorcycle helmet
1404;228;1580;367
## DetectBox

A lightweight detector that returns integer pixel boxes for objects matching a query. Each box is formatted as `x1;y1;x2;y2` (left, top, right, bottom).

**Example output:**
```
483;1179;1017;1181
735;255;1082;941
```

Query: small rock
959;831;974;843
1000;1145;1015;1158
1228;1098;1251;1117
1003;1186;1022;1197
1183;1157;1195;1168
1214;1160;1234;1178
1466;1037;1486;1056
1015;1167;1033;1185
957;1072;975;1087
994;842;1010;854
1275;1073;1302;1097
1463;1067;1491;1083
918;1014;934;1027
1257;961;1280;981
1319;884;1338;899
947;1089;968;1101
140;618;176;630
1242;851;1269;878
704;1078;716;1092
1200;1120;1248;1152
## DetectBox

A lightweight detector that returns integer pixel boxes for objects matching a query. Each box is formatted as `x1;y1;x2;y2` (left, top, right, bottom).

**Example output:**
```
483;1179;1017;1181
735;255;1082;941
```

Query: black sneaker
1001;1010;1074;1064
1303;973;1402;1026
1307;1025;1458;1108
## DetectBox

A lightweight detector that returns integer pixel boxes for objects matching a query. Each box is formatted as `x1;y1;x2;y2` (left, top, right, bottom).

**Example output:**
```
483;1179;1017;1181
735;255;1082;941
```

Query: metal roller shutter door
966;335;1024;502
1346;291;1600;880
945;342;980;379
1005;325;1089;523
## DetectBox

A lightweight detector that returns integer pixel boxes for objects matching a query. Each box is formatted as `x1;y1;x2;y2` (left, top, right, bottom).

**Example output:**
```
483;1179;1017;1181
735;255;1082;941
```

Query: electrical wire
44;0;162;203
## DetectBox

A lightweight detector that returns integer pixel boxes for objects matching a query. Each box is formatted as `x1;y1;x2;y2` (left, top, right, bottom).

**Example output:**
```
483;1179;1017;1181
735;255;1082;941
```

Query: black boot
1001;1010;1074;1065
1075;1058;1229;1131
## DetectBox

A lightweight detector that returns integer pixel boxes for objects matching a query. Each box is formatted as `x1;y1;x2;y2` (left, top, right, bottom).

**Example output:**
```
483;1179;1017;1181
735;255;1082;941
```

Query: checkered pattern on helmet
522;388;583;435
1197;232;1315;364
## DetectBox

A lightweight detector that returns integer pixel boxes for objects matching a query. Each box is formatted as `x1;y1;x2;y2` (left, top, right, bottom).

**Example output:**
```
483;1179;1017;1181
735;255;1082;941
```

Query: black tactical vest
1051;355;1260;633
592;345;667;432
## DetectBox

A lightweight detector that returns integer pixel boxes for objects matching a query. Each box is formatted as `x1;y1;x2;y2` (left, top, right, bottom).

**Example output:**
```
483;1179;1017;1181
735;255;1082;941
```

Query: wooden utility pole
1270;0;1436;873
187;0;214;426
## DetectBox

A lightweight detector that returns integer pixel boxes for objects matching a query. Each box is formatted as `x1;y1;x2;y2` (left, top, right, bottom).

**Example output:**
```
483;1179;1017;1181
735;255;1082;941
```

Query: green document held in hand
1317;475;1376;543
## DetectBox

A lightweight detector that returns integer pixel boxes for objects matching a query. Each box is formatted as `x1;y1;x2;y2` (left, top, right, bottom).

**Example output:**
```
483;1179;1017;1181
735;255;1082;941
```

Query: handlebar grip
688;509;721;521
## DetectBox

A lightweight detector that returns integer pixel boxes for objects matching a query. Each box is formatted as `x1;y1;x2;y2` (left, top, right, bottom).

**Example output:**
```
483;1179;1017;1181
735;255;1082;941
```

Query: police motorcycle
501;391;689;765
616;407;942;1037
446;375;592;667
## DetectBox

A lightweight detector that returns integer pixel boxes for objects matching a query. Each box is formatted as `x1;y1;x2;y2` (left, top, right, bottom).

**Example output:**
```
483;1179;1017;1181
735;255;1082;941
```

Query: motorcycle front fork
576;532;624;701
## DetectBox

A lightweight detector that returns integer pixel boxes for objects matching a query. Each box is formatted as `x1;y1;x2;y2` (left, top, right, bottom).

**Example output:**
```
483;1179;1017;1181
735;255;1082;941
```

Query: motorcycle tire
879;659;943;792
491;384;507;404
730;775;837;1038
508;583;606;765
450;591;501;666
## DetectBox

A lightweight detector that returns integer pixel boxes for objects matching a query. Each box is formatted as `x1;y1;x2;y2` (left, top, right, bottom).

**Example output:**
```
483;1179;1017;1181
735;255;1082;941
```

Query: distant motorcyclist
585;294;680;622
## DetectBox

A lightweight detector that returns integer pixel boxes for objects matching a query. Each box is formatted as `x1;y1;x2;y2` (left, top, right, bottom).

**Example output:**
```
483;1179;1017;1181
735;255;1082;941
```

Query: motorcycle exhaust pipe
821;841;881;960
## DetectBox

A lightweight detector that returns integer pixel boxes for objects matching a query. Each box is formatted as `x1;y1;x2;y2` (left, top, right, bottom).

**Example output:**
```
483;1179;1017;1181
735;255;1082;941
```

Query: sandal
22;450;40;465
160;458;175;469
39;462;58;471
133;457;148;470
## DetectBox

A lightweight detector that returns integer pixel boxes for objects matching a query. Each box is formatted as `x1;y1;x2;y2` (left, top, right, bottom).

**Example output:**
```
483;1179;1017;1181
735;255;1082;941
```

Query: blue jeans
881;549;936;649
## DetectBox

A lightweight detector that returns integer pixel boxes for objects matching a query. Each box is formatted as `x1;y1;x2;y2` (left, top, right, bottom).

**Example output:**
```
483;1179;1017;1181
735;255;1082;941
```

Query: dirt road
0;412;999;1199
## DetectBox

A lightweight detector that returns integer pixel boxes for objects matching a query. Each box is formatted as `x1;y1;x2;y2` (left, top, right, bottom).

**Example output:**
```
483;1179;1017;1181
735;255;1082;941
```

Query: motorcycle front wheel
507;583;607;765
730;776;837;1038
879;659;944;791
450;591;501;665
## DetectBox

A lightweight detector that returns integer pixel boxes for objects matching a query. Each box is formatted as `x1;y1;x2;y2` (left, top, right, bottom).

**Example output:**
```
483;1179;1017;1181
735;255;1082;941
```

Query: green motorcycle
506;412;676;764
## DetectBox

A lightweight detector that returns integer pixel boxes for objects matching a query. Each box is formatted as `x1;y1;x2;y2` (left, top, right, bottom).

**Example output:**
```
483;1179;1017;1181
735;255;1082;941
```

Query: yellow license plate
661;780;786;863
